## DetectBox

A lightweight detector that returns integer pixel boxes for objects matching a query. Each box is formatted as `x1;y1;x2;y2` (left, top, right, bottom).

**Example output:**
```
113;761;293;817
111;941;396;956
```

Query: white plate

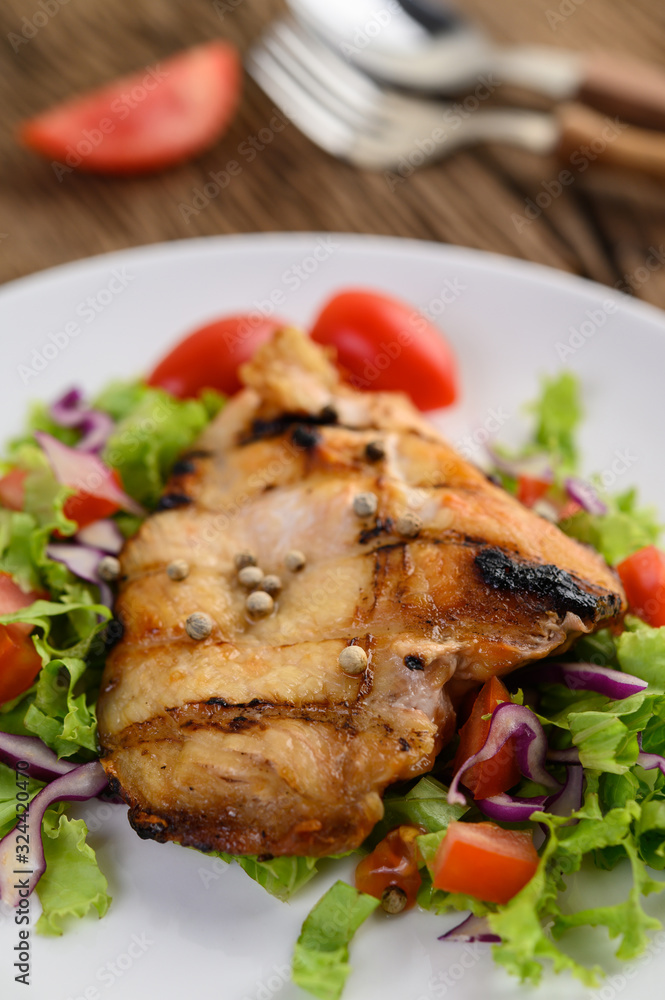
1;233;664;1000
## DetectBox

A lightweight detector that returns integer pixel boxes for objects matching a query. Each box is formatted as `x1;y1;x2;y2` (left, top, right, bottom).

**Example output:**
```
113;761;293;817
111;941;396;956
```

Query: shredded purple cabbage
477;792;549;822
49;389;114;454
46;543;113;609
0;761;108;907
637;734;665;777
0;731;76;783
447;702;559;807
527;661;647;700
76;519;124;554
439;912;500;943
564;476;608;516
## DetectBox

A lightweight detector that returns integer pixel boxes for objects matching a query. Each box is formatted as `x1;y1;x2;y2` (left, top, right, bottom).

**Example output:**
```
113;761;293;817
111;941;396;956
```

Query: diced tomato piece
63;489;120;530
19;41;241;175
0;573;44;631
0;625;42;704
617;545;665;627
0;468;27;511
0;573;46;703
310;289;459;411
517;475;551;508
432;821;539;904
58;466;127;531
451;676;521;799
355;825;423;911
147;314;286;398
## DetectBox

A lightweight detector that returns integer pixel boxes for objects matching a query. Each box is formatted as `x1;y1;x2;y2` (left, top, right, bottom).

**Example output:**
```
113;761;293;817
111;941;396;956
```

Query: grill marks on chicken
97;328;625;856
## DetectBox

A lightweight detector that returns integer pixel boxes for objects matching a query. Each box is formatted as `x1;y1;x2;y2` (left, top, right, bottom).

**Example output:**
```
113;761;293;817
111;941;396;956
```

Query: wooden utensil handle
577;52;665;132
555;102;665;178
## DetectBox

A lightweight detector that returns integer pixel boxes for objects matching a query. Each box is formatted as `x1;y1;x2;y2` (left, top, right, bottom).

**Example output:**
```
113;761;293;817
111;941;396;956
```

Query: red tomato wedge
0;573;45;704
0;468;27;511
451;676;521;799
355;825;423;911
62;472;125;530
147;314;286;398
310;289;459;411
517;474;551;508
433;821;539;904
19;41;241;175
617;545;665;628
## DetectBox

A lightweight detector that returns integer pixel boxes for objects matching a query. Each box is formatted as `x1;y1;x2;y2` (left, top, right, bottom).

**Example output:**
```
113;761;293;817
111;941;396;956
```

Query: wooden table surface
3;0;665;307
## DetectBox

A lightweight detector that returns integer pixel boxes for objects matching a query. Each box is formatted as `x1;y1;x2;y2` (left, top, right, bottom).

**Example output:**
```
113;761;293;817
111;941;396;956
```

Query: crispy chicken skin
97;329;625;856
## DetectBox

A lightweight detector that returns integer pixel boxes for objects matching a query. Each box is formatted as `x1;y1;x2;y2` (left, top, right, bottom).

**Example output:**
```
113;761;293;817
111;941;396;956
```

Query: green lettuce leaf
562;489;661;565
220;853;320;902
0;761;44;837
489;779;665;984
35;812;111;935
617;624;665;687
372;775;467;844
292;881;379;1000
530;371;581;470
96;381;224;507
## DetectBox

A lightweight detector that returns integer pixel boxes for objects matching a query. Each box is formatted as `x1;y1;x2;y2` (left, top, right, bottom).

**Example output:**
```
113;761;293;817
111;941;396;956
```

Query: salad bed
0;301;664;998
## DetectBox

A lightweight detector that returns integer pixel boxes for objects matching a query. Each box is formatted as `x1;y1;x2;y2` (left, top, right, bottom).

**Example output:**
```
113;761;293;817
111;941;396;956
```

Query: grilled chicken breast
97;328;625;857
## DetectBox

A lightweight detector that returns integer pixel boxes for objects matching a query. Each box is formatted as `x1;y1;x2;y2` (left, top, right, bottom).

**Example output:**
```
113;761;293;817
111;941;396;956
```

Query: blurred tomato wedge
310;289;459;411
617;545;665;627
147;314;286;398
19;41;241;175
0;573;45;704
0;468;27;511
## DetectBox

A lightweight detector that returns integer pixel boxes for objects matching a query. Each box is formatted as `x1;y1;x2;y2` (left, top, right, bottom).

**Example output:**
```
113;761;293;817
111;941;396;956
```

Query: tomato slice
63;492;119;531
617;545;665;627
19;41;241;175
0;468;27;511
0;573;45;703
147;314;286;398
0;625;42;704
451;676;521;799
433;821;539;904
310;289;458;411
0;573;44;632
61;466;127;530
355;825;423;911
517;475;551;508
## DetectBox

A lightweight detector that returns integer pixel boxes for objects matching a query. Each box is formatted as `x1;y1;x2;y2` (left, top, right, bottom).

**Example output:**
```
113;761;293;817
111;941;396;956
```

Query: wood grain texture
1;0;665;307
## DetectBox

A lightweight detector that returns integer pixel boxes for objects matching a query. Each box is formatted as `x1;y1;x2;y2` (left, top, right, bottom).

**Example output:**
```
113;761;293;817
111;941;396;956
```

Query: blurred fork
247;16;665;177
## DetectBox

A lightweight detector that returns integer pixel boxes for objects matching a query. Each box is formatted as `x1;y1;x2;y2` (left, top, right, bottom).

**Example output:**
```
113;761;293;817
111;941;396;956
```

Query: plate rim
2;231;664;334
